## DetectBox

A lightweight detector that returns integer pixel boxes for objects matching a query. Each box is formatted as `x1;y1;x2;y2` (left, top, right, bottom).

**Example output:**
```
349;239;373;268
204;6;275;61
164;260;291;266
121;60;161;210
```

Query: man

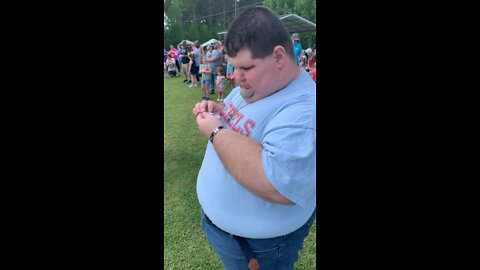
180;41;191;83
192;6;316;270
207;41;223;95
291;33;302;66
205;45;213;60
192;41;201;83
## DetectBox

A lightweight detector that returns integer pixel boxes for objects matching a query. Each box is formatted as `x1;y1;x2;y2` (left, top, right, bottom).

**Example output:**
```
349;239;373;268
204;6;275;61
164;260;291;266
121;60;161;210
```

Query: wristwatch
210;126;224;143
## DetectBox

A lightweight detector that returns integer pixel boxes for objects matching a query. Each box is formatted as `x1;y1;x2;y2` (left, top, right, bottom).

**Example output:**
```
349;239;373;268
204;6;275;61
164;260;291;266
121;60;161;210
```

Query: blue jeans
201;209;316;270
210;69;217;93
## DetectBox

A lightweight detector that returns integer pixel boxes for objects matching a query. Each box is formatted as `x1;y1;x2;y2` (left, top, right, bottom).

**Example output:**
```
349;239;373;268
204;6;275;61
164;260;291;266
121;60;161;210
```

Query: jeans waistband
204;212;258;267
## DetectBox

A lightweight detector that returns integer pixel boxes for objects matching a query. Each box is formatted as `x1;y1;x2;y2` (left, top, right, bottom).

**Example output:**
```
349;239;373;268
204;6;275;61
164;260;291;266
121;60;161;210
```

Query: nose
235;69;245;82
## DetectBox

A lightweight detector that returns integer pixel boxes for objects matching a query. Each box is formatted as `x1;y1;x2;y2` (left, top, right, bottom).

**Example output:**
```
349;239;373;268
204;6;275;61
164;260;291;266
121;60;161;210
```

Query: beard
240;87;254;100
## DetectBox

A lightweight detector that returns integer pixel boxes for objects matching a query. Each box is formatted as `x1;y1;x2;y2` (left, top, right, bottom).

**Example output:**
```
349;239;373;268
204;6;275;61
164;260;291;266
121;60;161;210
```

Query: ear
272;45;287;68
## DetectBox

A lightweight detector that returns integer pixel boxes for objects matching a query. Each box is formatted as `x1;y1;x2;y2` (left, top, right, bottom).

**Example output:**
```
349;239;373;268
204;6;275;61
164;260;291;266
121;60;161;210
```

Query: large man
207;41;223;95
192;6;316;270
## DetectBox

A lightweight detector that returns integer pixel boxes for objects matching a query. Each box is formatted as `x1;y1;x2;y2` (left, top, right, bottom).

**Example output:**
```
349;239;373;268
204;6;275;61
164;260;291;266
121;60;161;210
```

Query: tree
163;0;316;49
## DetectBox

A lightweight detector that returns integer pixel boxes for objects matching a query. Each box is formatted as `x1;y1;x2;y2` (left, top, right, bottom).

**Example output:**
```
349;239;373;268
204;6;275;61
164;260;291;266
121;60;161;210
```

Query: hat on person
305;48;312;55
291;33;300;40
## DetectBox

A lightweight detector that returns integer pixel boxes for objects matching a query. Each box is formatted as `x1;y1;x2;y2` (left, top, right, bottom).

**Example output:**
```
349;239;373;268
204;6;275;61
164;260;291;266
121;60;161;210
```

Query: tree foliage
164;0;316;50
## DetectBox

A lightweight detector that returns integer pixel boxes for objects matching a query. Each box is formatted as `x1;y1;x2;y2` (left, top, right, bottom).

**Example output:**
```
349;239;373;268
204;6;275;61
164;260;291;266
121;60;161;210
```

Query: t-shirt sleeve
261;98;316;207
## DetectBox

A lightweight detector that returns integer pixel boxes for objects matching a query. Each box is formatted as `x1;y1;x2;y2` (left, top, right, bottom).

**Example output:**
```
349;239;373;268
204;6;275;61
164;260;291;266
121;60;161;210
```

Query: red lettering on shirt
229;112;244;132
223;102;255;136
244;120;255;137
222;104;235;123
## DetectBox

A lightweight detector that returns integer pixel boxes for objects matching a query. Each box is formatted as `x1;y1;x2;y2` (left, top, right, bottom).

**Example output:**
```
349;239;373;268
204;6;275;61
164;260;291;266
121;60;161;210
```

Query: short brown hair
225;7;294;61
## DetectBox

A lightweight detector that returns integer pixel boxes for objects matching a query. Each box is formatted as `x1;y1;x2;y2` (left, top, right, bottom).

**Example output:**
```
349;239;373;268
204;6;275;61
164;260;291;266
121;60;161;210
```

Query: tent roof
278;14;316;33
181;39;194;45
201;38;221;48
217;13;316;36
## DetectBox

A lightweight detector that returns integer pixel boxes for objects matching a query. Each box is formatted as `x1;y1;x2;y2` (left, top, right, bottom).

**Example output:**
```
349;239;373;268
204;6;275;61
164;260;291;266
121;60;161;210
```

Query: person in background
168;45;180;76
180;41;191;83
188;52;199;88
192;6;315;270
206;45;213;61
193;41;202;83
215;66;225;102
291;33;302;66
207;41;223;95
306;50;315;72
225;54;236;89
298;49;307;70
168;44;176;59
305;47;312;57
195;40;203;55
199;56;212;100
166;55;177;77
175;44;182;74
310;62;316;84
163;48;168;72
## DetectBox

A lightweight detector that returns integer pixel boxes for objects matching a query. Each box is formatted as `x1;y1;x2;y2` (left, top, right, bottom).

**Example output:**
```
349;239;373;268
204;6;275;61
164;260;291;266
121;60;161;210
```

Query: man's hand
192;100;225;116
196;112;223;139
193;100;226;138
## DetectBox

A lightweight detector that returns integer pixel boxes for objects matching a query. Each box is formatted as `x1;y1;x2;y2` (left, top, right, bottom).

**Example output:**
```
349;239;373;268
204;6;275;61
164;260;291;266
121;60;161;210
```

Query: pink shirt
216;75;225;88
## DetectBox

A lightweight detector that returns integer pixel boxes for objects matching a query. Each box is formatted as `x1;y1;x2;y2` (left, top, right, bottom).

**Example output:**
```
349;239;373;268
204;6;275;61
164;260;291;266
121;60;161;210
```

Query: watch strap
210;126;224;143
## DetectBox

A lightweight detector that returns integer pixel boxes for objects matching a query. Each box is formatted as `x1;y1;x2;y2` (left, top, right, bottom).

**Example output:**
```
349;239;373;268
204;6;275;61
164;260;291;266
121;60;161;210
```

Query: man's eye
244;66;253;71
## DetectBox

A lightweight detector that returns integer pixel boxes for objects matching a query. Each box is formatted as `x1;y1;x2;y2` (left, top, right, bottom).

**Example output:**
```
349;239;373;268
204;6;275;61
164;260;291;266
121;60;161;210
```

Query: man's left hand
196;112;223;139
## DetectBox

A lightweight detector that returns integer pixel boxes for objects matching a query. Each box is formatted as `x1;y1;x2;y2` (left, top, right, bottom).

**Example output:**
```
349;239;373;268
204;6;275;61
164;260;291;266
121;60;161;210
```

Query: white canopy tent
201;38;221;50
278;14;316;33
180;39;194;46
217;13;316;37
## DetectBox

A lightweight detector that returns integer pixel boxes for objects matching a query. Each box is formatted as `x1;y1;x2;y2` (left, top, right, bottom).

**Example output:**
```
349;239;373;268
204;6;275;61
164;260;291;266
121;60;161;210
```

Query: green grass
163;73;316;269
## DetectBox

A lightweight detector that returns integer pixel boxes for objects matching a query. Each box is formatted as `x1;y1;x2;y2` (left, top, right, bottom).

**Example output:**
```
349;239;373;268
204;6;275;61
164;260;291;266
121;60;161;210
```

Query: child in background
225;54;236;89
166;55;177;77
200;56;212;100
215;67;225;101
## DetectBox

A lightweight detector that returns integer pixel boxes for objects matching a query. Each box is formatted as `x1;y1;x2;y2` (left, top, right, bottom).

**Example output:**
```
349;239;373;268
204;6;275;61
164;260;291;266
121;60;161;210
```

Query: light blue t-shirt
197;70;316;239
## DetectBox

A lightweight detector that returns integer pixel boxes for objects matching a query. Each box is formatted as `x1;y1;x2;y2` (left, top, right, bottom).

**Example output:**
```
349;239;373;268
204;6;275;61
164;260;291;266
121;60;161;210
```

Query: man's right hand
192;100;225;117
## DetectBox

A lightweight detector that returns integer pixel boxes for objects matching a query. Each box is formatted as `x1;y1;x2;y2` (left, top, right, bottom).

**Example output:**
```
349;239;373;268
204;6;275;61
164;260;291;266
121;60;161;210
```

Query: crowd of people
164;32;317;100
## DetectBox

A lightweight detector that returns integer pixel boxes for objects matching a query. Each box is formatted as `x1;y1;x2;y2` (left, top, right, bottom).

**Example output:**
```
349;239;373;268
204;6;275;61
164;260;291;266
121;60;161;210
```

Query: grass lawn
163;72;316;269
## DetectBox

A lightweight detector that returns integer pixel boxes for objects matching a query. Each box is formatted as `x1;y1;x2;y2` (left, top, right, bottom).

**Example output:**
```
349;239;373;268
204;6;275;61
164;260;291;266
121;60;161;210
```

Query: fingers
207;101;215;113
193;101;211;116
196;112;205;121
193;102;201;116
192;104;198;115
194;99;225;118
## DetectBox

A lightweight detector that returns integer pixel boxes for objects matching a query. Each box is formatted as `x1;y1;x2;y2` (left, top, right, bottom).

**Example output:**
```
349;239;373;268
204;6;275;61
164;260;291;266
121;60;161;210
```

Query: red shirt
311;69;316;84
168;48;177;59
308;59;315;69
